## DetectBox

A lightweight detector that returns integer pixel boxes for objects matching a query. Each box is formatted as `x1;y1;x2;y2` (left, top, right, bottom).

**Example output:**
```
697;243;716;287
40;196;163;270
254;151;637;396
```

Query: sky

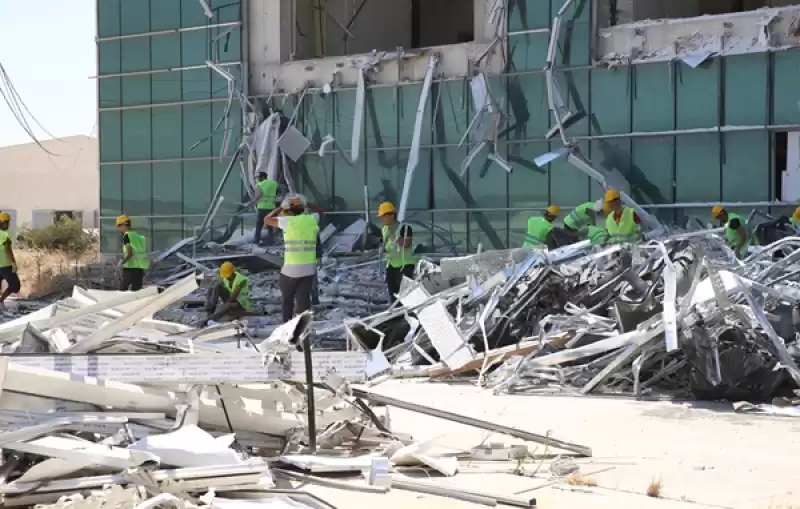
0;1;97;148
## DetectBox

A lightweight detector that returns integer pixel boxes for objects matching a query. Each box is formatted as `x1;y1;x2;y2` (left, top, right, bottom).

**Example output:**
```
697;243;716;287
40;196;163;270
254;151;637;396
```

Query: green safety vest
0;230;11;268
791;217;799;233
564;202;594;230
224;272;251;311
523;217;553;248
587;225;608;246
284;214;319;266
122;231;150;270
382;224;416;269
724;213;750;257
257;179;278;210
605;208;640;244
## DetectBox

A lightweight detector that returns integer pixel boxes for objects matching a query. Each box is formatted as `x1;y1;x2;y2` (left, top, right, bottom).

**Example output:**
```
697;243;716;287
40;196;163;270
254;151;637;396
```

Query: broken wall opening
601;0;798;27
291;0;474;60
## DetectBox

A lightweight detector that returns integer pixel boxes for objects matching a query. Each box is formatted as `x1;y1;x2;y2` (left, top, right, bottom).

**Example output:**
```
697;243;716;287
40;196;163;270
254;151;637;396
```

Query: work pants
386;264;415;303
119;268;145;292
204;281;246;322
0;266;21;296
254;209;275;246
280;274;315;323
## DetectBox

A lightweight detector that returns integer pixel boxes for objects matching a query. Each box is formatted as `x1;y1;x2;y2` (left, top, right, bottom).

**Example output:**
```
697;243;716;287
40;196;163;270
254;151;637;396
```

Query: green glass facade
98;0;800;253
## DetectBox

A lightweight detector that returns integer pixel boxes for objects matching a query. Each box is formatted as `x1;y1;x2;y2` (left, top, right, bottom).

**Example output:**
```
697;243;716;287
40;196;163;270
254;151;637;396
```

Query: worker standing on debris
203;261;250;324
523;205;560;248
378;202;416;303
604;189;641;244
712;205;750;259
0;213;20;311
264;194;320;322
116;215;150;291
253;172;279;247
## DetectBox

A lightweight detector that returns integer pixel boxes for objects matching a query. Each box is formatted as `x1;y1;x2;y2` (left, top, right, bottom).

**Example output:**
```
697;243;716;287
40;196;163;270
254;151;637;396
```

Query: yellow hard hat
378;202;396;217
604;188;620;203
792;207;800;220
0;213;10;222
711;205;725;219
601;202;612;215
546;205;561;216
220;261;235;278
115;215;131;226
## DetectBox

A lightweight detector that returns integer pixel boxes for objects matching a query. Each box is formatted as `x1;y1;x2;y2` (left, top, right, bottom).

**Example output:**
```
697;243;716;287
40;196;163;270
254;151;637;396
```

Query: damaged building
97;0;800;253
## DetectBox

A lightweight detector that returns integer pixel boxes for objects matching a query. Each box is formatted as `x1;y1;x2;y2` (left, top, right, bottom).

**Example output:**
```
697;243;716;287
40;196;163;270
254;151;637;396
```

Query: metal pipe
93;62;240;80
303;333;317;454
100;155;235;166
350;388;592;456
96;21;241;42
392;477;535;508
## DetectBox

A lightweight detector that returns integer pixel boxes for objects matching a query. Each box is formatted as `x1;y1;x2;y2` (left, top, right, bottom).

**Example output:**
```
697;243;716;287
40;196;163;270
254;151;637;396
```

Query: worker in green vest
523;205;560;249
265;194;321;322
116;215;150;291
587;202;611;246
791;207;800;234
564;202;599;236
378;201;416;303
253;172;278;247
0;212;20;312
712;205;750;259
604;188;641;244
203;261;251;325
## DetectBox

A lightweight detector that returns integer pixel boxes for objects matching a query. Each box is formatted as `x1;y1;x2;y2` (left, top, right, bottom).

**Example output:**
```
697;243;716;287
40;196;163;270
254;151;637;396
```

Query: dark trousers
0;266;21;297
204;281;246;322
280;274;314;322
386;264;415;303
119;268;145;291
254;209;275;246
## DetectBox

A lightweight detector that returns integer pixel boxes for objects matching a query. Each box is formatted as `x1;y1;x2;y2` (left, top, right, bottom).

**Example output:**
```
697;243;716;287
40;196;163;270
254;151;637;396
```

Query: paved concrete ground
300;379;800;509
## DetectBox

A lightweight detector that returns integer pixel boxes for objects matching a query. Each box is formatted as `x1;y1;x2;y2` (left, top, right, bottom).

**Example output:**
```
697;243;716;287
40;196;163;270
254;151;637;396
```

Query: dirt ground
12;245;99;298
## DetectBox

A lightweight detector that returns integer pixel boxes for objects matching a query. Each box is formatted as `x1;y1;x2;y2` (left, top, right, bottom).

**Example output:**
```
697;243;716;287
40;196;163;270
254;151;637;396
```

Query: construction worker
587;203;610;246
116;215;150;291
604;189;641;244
253;172;278;246
0;212;19;312
264;194;320;322
791;207;800;234
378;202;416;303
712;205;750;259
523;205;560;248
204;261;250;324
564;201;599;234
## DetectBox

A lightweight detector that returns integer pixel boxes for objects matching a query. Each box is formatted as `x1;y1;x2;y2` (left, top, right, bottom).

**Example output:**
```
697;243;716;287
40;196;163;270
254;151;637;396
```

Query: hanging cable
0;62;61;155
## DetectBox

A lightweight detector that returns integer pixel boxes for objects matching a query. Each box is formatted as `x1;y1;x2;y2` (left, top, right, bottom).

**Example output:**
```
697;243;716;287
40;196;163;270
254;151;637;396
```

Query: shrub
18;217;95;257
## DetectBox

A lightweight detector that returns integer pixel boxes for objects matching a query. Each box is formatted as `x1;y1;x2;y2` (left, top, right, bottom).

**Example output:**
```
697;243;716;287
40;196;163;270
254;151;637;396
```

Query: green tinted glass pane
470;211;508;251
181;0;209;27
551;142;590;208
430;212;467;254
508;33;549;72
99;78;121;109
366;150;403;209
510;210;533;248
365;87;396;149
675;134;720;202
724;54;768;126
722;132;769;202
469;149;507;209
120;38;150;73
508;141;548;209
216;1;242;23
150;0;180;31
297;155;334;207
121;110;152;161
213;160;244;214
152;74;182;103
182;161;213;215
303;94;334;147
214;26;242;62
98;0;121;38
152;163;183;215
100;218;119;254
676;60;720;129
181;30;211;67
431;81;468;145
405;211;433;253
773;50;800;125
398;149;431;211
183;68;212;101
212;67;241;99
507;74;549;141
433;147;467;208
559;70;589;136
121;75;150;106
100;111;122;162
121;165;152;216
151;218;184;251
555;21;590;67
120;0;149;34
152;106;182;159
211;102;242;156
99;40;121;74
332;153;365;211
399;84;432;147
590;139;632;198
590;67;631;135
631;137;674;205
554;0;589;22
508;0;549;31
335;90;357;145
182;103;212;157
100;165;122;216
633;63;673;131
151;34;181;70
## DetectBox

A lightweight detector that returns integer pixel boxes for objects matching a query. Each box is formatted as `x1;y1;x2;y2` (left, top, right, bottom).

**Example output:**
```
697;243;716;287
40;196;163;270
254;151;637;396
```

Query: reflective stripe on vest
725;213;750;254
284;214;319;266
587;226;608;246
605;208;639;244
382;225;416;269
224;272;251;311
564;202;594;230
122;231;150;270
257;179;278;210
523;217;553;248
0;230;10;268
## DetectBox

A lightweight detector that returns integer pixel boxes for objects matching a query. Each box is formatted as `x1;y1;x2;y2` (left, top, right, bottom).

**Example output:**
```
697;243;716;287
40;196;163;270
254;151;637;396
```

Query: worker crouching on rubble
587;203;611;246
563;201;600;242
604;188;641;244
116;215;150;291
378;202;416;303
523;205;560;249
0;212;19;312
203;261;250;325
712;205;750;259
264;194;321;322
